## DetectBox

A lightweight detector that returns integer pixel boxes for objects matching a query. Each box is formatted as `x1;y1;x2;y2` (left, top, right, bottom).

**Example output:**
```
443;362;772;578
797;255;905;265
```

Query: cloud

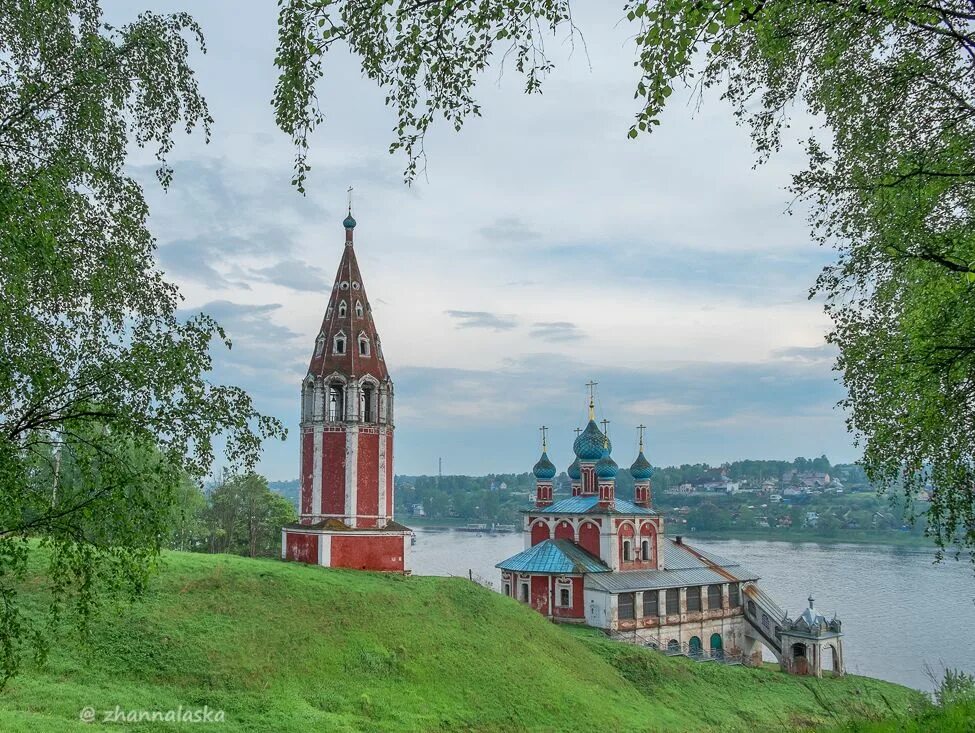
252;260;332;292
620;398;696;417
530;321;584;342
479;216;541;242
772;343;838;364
445;310;519;331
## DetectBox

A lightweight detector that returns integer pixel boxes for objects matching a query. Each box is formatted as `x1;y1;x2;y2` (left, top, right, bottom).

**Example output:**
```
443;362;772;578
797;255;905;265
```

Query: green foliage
0;550;922;731
274;1;975;565
0;0;284;684
203;473;297;558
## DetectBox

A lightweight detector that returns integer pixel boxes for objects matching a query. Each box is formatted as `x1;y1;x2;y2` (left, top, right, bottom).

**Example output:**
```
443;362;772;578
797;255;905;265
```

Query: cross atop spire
343;186;357;244
637;424;647;451
574;427;582;437
539;425;548;451
600;418;610;438
585;380;598;420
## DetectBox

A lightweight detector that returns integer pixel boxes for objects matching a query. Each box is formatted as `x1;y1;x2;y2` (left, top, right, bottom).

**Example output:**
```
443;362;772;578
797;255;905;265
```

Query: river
410;528;974;692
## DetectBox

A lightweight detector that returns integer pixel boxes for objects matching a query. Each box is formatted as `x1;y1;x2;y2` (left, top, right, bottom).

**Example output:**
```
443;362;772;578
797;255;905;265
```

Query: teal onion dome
630;451;653;481
532;451;557;480
574;420;611;461
595;454;618;479
343;213;357;229
567;457;581;481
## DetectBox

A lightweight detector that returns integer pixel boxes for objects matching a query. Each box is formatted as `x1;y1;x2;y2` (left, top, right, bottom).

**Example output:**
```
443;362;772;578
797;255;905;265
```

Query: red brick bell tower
282;206;411;572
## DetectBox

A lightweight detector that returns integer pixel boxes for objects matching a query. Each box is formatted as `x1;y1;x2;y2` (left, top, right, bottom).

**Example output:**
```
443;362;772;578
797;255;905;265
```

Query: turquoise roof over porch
495;539;610;575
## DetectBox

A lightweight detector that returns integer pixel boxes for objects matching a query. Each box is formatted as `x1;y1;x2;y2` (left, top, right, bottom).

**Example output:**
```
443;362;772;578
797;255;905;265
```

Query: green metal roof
522;495;658;516
495;539;610;575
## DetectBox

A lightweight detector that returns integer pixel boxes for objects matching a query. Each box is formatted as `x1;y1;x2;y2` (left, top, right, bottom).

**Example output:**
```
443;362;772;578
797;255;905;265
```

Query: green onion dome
630;451;653;481
532;451;557;480
595;454;618;480
343;213;357;229
567;457;581;481
574;420;611;461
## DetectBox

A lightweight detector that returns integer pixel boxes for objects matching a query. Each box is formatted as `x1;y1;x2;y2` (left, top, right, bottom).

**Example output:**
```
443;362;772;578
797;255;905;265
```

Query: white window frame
338;300;347;317
333;331;347;355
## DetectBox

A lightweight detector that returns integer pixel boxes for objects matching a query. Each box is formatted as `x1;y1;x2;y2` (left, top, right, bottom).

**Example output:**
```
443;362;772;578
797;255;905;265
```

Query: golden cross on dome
539;425;548;451
637;424;647;451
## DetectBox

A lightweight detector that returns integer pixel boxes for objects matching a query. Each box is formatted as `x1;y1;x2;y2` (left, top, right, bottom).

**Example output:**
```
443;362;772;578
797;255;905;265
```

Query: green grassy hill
0;551;927;732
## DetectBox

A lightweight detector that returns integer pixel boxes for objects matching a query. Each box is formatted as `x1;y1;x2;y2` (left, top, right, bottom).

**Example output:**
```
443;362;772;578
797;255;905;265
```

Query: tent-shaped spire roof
306;215;389;383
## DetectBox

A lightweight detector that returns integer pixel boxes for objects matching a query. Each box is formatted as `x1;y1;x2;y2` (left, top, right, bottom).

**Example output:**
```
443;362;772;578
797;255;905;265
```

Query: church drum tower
281;210;411;572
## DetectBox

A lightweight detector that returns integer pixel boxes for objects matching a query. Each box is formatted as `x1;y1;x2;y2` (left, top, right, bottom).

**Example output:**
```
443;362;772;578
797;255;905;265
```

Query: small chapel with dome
496;390;845;674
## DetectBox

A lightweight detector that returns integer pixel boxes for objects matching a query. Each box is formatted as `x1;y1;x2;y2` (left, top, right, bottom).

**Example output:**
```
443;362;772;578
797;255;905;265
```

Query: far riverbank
402;516;937;550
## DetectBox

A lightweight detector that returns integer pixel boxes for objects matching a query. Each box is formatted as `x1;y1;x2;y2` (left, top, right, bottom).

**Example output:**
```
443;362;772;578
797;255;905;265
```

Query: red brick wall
579;521;600;558
554;520;575;542
321;431;346;516
300;430;314;516
530;521;550;546
530;575;549;615
331;534;404;571
285;532;319;564
357;432;379;526
551;577;585;619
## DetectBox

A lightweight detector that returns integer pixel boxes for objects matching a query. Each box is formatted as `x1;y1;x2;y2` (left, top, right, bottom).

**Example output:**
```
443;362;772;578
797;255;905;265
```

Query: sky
113;1;857;479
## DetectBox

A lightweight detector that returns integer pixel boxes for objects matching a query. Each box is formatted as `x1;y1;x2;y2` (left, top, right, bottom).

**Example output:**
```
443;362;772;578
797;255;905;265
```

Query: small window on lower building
643;590;658;617
687;586;702;612
503;583;510;597
729;583;741;608
666;588;679;615
708;584;723;610
618;592;635;620
559;587;570;607
520;583;529;602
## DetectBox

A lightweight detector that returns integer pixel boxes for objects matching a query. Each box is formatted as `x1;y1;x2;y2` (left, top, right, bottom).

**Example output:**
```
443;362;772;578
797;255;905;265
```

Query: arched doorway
667;639;680;653
791;642;809;675
689;636;703;658
710;633;723;660
821;643;838;675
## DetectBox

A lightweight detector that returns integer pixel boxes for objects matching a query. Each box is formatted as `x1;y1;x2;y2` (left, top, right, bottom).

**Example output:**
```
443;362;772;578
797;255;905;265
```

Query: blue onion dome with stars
630;451;653;481
574;420;611;461
567;457;581;480
595;453;618;479
532;451;557;480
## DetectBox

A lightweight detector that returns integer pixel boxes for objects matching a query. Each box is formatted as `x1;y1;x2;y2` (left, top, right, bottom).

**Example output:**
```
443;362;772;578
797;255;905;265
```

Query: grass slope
0;551;925;732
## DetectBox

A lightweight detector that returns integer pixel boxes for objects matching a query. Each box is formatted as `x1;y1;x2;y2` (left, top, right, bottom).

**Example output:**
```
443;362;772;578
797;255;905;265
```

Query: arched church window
314;336;324;357
302;382;315;420
361;383;376;422
355;300;364;318
622;539;632;562
338;300;347;317
358;336;370;357
334;333;346;355
641;539;651;561
687;586;702;612
327;382;344;421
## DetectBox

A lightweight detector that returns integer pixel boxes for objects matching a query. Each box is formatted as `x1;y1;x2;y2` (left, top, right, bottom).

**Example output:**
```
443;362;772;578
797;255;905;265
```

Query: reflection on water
410;529;974;691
